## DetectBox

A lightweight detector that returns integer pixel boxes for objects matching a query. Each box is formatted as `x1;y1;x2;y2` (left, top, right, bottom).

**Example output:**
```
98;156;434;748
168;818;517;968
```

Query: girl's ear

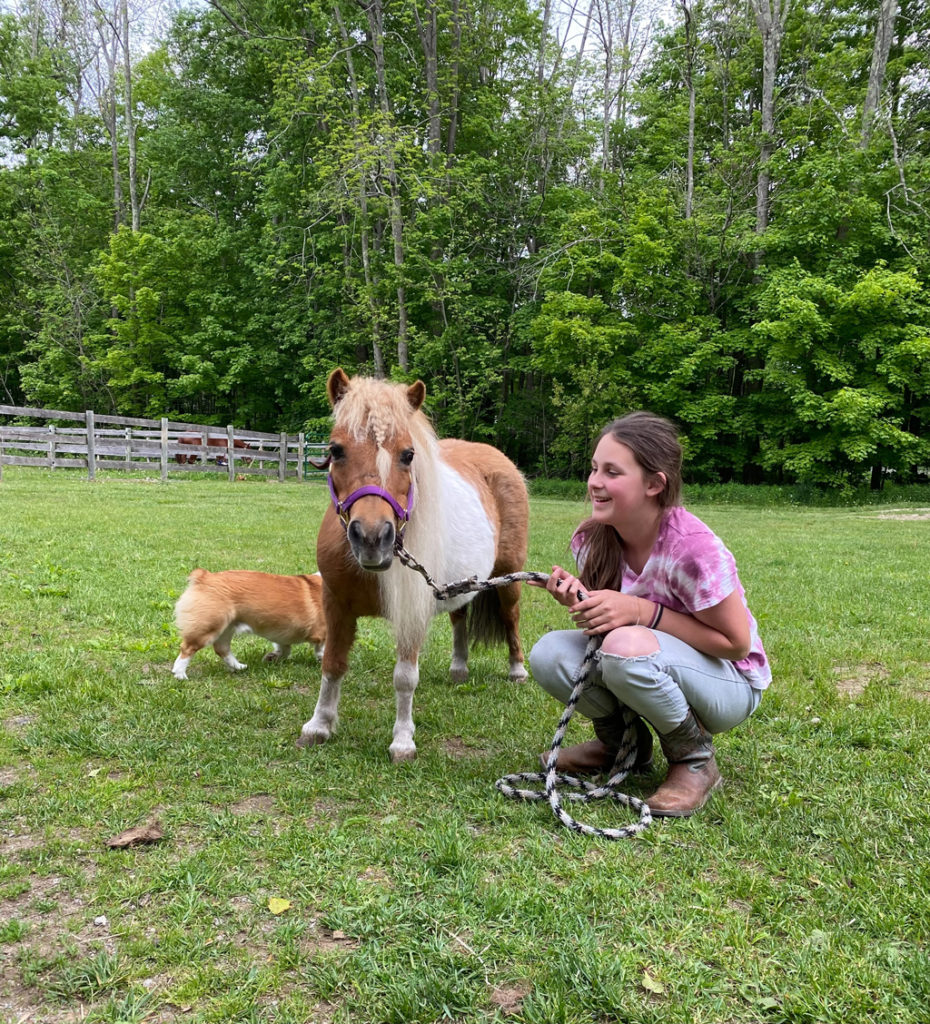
645;472;667;498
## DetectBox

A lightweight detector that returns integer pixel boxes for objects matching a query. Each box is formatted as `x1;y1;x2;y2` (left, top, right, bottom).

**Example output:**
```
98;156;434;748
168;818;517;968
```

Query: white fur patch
433;461;496;612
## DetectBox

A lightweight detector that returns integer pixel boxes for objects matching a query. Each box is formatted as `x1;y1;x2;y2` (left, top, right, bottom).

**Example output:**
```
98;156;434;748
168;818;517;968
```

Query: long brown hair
576;412;683;592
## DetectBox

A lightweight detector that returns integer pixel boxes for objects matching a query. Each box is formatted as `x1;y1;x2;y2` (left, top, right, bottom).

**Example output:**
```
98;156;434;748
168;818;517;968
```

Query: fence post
124;426;132;467
160;418;169;483
48;424;56;470
227;425;236;482
85;410;96;481
0;426;4;481
297;432;305;482
279;433;287;483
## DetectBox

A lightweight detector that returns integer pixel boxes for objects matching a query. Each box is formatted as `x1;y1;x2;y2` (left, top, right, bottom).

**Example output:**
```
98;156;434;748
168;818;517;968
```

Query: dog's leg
173;638;204;680
263;643;291;663
213;625;246;672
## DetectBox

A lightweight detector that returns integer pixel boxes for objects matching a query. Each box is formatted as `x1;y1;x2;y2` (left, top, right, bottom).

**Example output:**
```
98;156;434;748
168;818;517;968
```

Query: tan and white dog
172;569;326;680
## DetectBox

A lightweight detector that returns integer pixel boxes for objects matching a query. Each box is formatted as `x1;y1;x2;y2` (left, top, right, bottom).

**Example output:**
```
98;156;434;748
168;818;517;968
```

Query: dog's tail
174;568;210;630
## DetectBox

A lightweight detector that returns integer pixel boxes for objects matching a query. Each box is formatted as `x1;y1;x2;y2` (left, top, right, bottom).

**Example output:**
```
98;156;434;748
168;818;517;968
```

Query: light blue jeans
529;629;762;735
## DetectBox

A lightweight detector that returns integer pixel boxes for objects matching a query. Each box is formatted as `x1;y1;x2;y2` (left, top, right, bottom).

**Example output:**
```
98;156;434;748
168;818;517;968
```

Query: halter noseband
327;473;414;535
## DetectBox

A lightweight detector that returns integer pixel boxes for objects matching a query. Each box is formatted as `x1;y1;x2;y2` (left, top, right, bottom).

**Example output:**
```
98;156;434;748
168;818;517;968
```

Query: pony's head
323;368;430;572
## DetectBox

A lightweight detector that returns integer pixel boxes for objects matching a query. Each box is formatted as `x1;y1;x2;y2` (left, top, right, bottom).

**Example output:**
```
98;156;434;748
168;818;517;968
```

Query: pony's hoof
389;743;417;763
450;662;468;683
509;663;529;682
297;723;330;748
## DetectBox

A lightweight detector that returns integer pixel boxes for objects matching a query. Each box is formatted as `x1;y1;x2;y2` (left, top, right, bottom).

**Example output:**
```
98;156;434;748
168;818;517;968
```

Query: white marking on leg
389;658;419;762
298;672;343;747
509;658;528;682
222;652;247;672
172;655;190;680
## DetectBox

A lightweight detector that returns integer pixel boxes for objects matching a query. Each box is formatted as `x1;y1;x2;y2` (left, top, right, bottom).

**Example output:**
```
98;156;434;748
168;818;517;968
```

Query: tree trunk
860;0;898;148
679;0;696;219
335;4;385;377
119;0;140;231
749;0;792;262
362;0;409;372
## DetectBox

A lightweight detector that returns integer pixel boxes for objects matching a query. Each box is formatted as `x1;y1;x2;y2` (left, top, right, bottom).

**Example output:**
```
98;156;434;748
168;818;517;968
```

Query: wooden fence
0;405;328;483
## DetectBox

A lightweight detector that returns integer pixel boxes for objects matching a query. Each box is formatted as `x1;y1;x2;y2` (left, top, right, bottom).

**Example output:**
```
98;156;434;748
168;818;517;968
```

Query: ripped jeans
529;629;762;735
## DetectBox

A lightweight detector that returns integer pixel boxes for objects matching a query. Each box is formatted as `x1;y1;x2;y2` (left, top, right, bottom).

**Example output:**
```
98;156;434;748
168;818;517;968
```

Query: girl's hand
569;589;645;635
526;565;588;608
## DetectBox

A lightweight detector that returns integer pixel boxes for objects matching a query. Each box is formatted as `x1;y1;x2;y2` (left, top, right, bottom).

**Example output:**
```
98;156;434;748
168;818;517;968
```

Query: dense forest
0;0;928;486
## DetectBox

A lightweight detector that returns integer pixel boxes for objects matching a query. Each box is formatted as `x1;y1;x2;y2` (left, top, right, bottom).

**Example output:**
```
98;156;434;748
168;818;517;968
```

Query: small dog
172;568;326;680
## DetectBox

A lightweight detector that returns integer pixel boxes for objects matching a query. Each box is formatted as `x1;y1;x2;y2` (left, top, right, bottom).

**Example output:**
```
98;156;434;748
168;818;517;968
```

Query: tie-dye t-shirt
572;506;771;689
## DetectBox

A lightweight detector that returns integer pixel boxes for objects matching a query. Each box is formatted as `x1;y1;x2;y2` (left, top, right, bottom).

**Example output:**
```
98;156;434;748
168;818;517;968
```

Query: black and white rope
394;542;653;840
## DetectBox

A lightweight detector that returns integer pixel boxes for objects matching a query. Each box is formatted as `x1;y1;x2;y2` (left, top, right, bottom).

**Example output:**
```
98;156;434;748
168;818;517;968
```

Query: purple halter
327;473;415;535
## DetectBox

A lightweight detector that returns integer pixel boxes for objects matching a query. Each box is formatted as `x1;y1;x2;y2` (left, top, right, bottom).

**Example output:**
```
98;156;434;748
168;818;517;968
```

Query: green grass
1;467;929;1023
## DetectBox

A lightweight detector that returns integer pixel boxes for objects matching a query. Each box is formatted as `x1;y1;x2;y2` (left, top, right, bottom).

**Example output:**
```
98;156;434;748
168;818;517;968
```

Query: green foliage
0;0;928;485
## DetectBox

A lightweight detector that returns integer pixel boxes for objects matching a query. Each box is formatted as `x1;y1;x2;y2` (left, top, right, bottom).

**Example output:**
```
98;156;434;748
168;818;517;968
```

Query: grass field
1;467;928;1024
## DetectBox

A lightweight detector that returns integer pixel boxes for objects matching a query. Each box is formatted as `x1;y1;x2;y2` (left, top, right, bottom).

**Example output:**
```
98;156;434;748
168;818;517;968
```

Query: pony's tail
466;590;507;647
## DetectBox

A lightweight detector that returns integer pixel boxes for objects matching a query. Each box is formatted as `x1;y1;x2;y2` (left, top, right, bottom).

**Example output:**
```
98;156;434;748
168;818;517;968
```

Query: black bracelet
649;603;664;630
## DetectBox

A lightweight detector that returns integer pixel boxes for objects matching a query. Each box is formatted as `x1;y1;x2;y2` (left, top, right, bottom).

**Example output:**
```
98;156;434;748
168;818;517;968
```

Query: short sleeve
667;532;738;612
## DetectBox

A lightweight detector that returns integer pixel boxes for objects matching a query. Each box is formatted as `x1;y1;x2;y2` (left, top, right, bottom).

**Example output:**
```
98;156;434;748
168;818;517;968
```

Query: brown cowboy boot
647;711;721;817
541;714;654;775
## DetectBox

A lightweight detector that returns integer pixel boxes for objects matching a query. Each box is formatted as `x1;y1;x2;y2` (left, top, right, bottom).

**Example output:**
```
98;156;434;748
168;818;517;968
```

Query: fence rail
0;405;327;483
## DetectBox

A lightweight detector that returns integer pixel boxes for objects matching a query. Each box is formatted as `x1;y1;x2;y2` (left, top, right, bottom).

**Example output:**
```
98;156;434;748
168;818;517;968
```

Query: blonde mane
332;377;445;651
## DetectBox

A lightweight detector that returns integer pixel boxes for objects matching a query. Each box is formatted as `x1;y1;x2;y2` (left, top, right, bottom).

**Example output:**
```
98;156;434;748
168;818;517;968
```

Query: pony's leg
448;609;469;683
498;581;528;681
263;643;291;663
298;615;356;748
390;647;420;763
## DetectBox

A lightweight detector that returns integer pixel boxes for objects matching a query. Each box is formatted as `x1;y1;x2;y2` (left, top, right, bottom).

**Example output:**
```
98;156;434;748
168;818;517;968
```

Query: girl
528;412;770;817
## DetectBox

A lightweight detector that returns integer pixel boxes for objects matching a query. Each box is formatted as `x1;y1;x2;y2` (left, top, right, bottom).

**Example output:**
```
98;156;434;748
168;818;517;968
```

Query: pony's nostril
379;522;395;547
347;519;365;545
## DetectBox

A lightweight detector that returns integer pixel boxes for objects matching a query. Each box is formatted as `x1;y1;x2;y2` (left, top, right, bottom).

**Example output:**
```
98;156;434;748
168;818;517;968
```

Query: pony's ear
407;380;426;411
327;368;351;407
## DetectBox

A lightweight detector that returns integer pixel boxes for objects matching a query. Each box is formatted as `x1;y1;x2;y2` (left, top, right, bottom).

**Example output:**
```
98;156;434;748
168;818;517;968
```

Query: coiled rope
394;542;653;840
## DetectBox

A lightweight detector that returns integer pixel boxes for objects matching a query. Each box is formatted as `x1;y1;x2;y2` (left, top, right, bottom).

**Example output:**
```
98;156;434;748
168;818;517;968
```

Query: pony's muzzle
346;517;395;571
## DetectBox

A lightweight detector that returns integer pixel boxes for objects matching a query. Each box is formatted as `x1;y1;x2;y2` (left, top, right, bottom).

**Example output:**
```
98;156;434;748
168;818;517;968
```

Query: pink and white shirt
572;506;771;689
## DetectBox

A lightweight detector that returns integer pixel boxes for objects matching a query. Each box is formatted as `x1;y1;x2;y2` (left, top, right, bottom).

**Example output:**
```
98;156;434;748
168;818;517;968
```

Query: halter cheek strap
328;473;415;534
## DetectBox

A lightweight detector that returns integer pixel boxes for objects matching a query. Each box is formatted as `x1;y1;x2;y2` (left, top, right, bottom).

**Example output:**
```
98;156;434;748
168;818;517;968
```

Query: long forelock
331;376;445;648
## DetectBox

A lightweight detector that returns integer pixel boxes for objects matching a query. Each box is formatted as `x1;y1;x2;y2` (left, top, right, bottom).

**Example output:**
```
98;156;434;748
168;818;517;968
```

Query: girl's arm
654;590;751;661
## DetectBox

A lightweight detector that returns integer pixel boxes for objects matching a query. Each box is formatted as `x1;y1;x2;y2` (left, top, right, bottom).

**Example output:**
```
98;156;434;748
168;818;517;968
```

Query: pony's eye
329;442;345;461
399;448;415;467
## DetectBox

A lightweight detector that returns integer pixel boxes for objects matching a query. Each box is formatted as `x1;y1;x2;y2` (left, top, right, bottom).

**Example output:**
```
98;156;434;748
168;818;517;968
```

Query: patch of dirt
871;509;930;520
443;736;488;758
300;924;361;954
489;981;532;1015
227;793;277;816
831;662;888;697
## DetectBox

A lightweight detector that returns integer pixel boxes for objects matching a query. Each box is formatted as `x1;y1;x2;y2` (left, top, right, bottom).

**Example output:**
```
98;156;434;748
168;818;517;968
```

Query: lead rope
393;542;653;841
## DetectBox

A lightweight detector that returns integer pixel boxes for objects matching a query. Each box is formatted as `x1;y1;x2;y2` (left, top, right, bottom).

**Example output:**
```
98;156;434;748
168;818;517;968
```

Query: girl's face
588;434;665;525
